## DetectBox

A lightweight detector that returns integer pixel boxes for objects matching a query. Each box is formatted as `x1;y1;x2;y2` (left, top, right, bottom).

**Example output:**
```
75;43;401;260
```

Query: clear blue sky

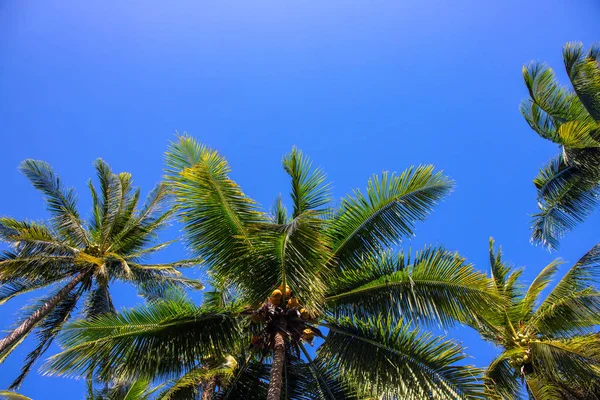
1;0;599;398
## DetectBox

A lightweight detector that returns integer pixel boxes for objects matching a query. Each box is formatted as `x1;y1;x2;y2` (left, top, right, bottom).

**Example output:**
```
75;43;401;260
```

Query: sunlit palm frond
319;315;484;399
282;147;331;218
267;211;330;311
0;391;32;400
325;247;498;327
518;259;563;322
326;166;453;270
530;244;600;335
165;136;270;303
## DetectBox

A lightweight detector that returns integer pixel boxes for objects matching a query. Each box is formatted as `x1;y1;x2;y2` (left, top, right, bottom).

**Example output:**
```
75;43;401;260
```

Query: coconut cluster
508;332;534;372
249;285;317;350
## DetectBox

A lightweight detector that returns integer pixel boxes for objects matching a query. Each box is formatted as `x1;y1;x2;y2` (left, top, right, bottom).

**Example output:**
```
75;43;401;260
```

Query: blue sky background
1;0;599;398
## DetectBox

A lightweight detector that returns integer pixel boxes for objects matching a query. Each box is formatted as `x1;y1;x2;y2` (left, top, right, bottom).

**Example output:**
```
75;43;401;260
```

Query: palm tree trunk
0;272;87;355
201;377;216;400
267;330;286;400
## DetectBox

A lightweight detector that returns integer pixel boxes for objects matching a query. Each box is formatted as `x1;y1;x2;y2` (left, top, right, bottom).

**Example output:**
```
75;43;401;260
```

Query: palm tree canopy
0;159;202;388
521;42;600;250
43;137;501;399
480;239;600;399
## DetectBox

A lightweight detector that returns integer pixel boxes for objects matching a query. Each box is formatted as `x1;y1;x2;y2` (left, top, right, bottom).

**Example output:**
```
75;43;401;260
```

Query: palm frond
282;147;331;218
531;155;599;250
529;335;600;391
564;41;600;121
297;344;359;400
325;247;499;327
326;166;453;270
9;288;83;389
165;136;271;304
530;244;600;335
217;359;269;400
270;195;289;225
518;259;563;322
268;211;330;311
484;351;523;400
0;392;32;400
0;276;67;305
19;159;89;247
158;357;237;400
319;315;484;399
45;297;242;382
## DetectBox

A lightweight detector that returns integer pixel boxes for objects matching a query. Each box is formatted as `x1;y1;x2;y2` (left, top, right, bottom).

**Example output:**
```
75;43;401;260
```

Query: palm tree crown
0;159;202;388
46;136;500;399
479;239;600;399
521;42;600;250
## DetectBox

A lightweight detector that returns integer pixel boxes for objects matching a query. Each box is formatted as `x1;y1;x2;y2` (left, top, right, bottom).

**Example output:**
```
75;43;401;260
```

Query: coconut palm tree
46;136;501;399
0;159;202;388
521;42;600;250
478;239;600;399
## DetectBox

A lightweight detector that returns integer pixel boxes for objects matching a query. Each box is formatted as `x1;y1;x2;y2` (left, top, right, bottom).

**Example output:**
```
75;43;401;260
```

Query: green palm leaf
325;247;499;327
19;160;90;247
319;315;484;399
326;166;453;270
45;297;242;382
282;147;331;218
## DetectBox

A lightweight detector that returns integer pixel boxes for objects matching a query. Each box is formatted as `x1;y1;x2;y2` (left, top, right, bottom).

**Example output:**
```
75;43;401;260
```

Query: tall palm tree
0;159;202;388
478;239;600;399
46;136;500;398
520;42;600;250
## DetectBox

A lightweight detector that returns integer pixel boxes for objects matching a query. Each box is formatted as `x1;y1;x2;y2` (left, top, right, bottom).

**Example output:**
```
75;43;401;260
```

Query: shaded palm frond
319;315;484;399
46;297;242;382
531;155;599;250
484;351;523;400
9;287;84;389
19;159;90;247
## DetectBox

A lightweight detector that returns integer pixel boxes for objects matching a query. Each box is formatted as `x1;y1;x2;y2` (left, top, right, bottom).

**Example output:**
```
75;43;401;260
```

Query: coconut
288;297;299;308
271;289;283;305
302;328;314;341
277;285;292;297
300;308;310;320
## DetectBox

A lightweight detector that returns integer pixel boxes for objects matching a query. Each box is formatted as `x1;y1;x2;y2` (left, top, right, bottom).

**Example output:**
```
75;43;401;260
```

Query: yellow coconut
300;308;310;320
277;285;292;297
288;297;299;308
271;289;283;305
302;328;314;341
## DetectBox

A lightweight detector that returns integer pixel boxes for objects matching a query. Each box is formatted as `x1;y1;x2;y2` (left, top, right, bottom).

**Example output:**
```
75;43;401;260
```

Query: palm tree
520;42;600;250
46;136;500;398
0;159;202;388
478;239;600;399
